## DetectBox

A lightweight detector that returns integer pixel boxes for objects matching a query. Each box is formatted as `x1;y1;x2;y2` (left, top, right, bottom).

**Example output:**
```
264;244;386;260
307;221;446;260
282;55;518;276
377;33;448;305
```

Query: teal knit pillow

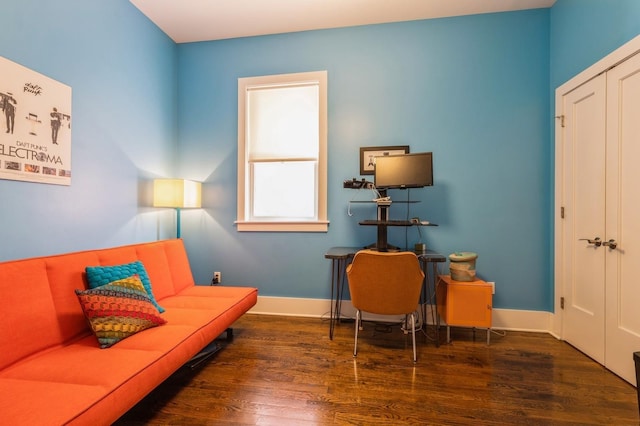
85;261;165;313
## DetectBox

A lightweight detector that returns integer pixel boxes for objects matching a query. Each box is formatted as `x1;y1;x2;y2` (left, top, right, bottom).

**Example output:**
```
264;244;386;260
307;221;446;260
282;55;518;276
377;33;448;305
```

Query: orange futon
0;239;258;425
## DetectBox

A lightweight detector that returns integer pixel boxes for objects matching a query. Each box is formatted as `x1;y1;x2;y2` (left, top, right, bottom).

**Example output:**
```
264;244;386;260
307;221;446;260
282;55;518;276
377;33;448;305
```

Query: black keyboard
359;220;413;226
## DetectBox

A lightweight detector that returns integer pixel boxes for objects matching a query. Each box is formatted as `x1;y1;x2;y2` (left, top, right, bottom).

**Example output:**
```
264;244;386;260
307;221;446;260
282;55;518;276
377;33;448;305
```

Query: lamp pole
176;207;181;239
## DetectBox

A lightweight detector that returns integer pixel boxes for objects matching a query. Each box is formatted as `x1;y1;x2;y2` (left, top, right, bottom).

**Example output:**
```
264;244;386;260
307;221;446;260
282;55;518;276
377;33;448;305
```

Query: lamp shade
153;179;201;208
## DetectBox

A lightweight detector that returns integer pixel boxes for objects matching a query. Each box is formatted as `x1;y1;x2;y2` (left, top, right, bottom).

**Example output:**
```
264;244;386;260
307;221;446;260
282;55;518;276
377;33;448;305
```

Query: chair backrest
347;250;425;316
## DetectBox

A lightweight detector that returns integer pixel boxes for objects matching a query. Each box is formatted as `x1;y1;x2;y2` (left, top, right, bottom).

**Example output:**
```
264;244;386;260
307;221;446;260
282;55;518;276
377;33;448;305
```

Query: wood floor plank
115;314;639;425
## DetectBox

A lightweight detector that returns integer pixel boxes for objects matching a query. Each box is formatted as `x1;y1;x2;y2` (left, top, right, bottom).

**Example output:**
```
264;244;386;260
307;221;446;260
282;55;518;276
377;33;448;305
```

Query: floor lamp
153;179;202;238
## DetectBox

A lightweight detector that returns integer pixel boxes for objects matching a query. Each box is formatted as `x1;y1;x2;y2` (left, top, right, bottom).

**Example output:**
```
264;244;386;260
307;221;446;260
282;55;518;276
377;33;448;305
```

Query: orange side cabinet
436;275;493;343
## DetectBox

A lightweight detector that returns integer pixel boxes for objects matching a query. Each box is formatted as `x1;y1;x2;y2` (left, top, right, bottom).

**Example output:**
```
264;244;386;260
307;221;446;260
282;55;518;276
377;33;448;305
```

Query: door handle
603;239;618;250
579;237;602;247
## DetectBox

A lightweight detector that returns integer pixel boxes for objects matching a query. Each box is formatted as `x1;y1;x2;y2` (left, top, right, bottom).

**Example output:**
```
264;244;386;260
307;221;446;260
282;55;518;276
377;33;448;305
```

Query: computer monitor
374;152;433;189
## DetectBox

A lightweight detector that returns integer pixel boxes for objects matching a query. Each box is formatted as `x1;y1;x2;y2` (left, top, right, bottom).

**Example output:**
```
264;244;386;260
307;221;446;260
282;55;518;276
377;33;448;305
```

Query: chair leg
353;310;360;357
411;313;417;363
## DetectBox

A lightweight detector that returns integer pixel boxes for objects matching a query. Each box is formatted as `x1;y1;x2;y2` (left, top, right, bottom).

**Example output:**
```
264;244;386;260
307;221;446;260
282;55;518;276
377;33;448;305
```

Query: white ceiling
130;0;556;44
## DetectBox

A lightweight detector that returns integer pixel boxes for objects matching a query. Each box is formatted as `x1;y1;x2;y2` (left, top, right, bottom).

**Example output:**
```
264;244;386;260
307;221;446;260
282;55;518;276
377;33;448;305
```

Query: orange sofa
0;239;258;425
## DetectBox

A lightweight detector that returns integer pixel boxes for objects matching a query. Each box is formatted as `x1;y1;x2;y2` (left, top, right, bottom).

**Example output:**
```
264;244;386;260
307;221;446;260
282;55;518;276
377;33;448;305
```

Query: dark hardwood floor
116;314;639;425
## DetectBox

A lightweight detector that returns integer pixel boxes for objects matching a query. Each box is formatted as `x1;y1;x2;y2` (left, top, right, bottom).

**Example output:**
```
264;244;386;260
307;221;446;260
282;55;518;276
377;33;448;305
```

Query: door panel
605;52;640;384
561;74;606;364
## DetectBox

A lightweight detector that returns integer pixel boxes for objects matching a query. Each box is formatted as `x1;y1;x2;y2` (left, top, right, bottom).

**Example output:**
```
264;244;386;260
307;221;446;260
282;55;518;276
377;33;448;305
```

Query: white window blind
248;84;319;160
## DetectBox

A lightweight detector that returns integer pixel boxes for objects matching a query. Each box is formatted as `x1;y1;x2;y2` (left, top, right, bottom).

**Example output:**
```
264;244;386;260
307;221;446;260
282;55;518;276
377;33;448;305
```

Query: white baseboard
248;295;554;333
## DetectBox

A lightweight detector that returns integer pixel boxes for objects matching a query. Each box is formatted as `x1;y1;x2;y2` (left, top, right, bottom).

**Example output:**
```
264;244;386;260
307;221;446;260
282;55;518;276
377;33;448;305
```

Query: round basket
448;252;478;282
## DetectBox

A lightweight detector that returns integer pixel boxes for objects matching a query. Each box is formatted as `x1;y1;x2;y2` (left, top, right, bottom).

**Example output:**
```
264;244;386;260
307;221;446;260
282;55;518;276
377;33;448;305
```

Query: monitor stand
365;195;400;252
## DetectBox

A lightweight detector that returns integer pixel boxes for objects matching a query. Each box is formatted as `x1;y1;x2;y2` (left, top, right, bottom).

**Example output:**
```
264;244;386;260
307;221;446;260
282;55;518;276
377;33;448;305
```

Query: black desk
359;220;438;251
324;247;446;343
359;219;411;251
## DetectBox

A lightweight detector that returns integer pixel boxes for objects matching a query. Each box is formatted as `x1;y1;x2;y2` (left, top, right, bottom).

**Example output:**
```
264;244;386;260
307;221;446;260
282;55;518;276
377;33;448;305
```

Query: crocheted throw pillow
75;275;167;348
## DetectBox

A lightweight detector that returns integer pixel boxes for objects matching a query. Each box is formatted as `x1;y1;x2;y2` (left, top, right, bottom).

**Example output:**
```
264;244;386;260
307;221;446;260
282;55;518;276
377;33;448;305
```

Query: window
237;71;328;232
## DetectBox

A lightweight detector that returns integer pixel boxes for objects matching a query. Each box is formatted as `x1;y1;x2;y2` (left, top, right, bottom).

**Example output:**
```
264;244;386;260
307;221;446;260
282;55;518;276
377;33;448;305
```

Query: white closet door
605;52;640;384
561;74;607;364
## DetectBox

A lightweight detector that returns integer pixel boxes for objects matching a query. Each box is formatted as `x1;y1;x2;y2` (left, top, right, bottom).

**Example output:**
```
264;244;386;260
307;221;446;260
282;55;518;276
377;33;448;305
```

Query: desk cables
347;185;382;217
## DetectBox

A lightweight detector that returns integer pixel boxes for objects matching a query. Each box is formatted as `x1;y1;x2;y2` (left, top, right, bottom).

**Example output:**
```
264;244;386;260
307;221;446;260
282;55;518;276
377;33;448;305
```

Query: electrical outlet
214;271;221;284
487;281;495;294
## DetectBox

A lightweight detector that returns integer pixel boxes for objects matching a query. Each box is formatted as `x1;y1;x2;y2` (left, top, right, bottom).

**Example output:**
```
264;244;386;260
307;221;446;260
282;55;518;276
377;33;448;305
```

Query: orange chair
346;249;425;362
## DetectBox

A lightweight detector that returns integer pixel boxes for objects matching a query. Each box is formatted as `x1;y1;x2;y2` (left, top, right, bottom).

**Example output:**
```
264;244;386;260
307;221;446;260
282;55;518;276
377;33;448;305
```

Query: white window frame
236;71;328;232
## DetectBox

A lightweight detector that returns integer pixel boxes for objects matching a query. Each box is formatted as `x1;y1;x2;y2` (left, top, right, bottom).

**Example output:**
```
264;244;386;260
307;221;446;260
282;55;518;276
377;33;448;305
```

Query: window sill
235;221;329;232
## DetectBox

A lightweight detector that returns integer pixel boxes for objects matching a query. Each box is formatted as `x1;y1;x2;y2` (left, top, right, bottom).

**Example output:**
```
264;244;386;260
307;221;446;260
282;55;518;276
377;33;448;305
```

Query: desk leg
432;264;440;347
329;258;348;340
329;259;338;340
420;261;440;347
421;274;427;341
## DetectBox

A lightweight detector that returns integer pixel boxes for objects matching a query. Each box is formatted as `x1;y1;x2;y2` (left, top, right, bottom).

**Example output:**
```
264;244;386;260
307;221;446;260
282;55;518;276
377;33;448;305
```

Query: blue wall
177;11;551;310
0;1;178;259
550;0;640;89
547;0;640;310
2;1;640;314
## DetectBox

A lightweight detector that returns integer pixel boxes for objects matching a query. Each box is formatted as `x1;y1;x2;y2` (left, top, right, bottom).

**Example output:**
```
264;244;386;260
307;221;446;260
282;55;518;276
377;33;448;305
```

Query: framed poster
359;145;409;175
0;56;72;185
